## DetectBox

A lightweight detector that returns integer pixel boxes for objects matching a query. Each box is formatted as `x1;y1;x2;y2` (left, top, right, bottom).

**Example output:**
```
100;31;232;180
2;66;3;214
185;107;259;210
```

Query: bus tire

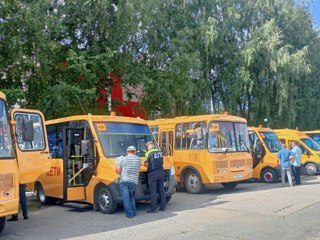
36;183;48;204
184;170;205;194
0;217;5;234
305;162;318;175
261;168;277;183
221;182;238;189
36;183;54;204
97;187;116;214
176;183;185;192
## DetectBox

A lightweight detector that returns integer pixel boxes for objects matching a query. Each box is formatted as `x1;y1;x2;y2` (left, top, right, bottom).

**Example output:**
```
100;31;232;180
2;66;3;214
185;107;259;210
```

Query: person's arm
277;151;281;165
116;158;123;174
116;165;122;174
143;160;149;167
143;151;150;167
289;150;295;164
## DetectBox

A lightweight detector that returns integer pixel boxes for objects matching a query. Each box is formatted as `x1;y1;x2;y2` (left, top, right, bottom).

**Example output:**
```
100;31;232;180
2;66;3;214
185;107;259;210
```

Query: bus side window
168;131;173;156
279;139;287;148
161;132;167;156
47;125;63;158
299;144;309;155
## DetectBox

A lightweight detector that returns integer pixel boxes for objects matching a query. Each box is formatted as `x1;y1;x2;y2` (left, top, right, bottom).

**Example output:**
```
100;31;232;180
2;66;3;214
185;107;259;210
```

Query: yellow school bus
147;113;253;194
275;129;320;175
304;130;320;146
31;114;176;214
248;126;282;183
0;91;49;233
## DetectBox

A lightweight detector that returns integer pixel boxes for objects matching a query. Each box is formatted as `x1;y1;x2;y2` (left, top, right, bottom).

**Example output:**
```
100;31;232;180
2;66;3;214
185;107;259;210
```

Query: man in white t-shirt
116;146;141;218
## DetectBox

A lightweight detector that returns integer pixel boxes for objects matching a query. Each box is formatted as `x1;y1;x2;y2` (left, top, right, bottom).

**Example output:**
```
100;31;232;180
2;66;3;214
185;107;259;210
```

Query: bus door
160;131;174;163
62;127;97;201
248;131;265;168
11;109;50;184
159;130;174;189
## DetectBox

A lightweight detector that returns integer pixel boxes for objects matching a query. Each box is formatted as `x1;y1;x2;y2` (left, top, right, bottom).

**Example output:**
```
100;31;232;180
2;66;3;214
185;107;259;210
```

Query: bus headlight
170;165;175;175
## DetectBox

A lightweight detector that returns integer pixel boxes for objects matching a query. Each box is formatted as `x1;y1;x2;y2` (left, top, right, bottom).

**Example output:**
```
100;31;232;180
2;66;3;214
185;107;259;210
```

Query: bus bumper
213;168;253;183
135;170;176;201
110;170;177;204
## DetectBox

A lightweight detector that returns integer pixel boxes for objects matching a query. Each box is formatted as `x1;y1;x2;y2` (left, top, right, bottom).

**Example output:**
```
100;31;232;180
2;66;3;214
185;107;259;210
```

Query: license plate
234;174;243;180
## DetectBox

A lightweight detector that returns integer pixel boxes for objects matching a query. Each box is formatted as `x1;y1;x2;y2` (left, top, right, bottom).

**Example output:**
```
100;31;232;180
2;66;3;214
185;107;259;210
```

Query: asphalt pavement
2;175;320;240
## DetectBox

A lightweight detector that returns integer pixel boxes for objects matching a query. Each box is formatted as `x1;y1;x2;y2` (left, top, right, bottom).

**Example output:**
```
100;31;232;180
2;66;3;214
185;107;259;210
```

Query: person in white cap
116;146;141;218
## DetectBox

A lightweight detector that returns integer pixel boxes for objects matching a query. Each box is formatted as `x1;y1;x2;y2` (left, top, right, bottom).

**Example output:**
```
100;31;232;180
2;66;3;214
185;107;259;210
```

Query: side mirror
22;119;34;142
81;140;89;156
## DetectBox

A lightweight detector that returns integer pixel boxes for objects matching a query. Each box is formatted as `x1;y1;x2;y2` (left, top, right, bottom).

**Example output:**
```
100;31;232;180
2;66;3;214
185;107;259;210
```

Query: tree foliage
0;0;319;129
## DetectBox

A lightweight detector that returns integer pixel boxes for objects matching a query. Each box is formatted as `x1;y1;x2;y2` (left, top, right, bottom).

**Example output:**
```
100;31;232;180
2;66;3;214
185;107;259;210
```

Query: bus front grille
230;159;246;168
215;161;228;168
139;170;171;194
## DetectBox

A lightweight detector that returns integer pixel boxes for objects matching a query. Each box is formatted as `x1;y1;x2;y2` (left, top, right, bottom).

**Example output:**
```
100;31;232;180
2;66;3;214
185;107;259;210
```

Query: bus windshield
300;138;320;151
94;122;155;158
0;100;14;159
307;134;320;146
259;132;282;153
208;121;250;153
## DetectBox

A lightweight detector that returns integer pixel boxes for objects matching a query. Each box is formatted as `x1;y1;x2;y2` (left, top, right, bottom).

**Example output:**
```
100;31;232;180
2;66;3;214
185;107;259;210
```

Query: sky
310;0;320;27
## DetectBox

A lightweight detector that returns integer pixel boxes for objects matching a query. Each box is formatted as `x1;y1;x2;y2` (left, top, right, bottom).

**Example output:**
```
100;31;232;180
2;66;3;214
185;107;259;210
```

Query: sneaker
23;214;29;220
159;208;165;212
290;184;293;187
146;209;158;213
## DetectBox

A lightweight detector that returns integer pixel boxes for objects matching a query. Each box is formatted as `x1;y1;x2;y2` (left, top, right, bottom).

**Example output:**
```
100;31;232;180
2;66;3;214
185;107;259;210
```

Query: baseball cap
127;146;136;152
145;141;154;147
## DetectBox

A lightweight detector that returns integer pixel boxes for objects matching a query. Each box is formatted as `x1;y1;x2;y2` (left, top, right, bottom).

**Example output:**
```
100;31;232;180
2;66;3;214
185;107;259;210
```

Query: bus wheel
221;182;238;189
261;168;277;183
0;217;5;233
36;183;48;204
97;187;116;214
305;163;318;175
185;170;205;194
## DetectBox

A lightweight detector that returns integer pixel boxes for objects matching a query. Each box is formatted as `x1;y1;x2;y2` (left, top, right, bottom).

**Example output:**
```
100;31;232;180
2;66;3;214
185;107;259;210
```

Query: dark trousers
119;181;137;218
19;184;28;216
12;184;28;219
148;169;166;211
292;166;301;185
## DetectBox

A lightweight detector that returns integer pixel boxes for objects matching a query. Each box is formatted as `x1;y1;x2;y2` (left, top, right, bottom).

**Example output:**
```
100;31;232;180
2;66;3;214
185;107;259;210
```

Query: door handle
40;151;49;154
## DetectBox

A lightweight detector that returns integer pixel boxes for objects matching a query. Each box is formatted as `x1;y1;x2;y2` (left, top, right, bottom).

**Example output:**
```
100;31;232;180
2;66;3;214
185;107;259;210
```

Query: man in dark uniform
144;141;166;213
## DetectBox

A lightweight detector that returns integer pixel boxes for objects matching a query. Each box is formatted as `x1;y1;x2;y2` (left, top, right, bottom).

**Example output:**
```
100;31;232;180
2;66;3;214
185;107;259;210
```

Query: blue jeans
119;181;137;218
292;166;301;185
